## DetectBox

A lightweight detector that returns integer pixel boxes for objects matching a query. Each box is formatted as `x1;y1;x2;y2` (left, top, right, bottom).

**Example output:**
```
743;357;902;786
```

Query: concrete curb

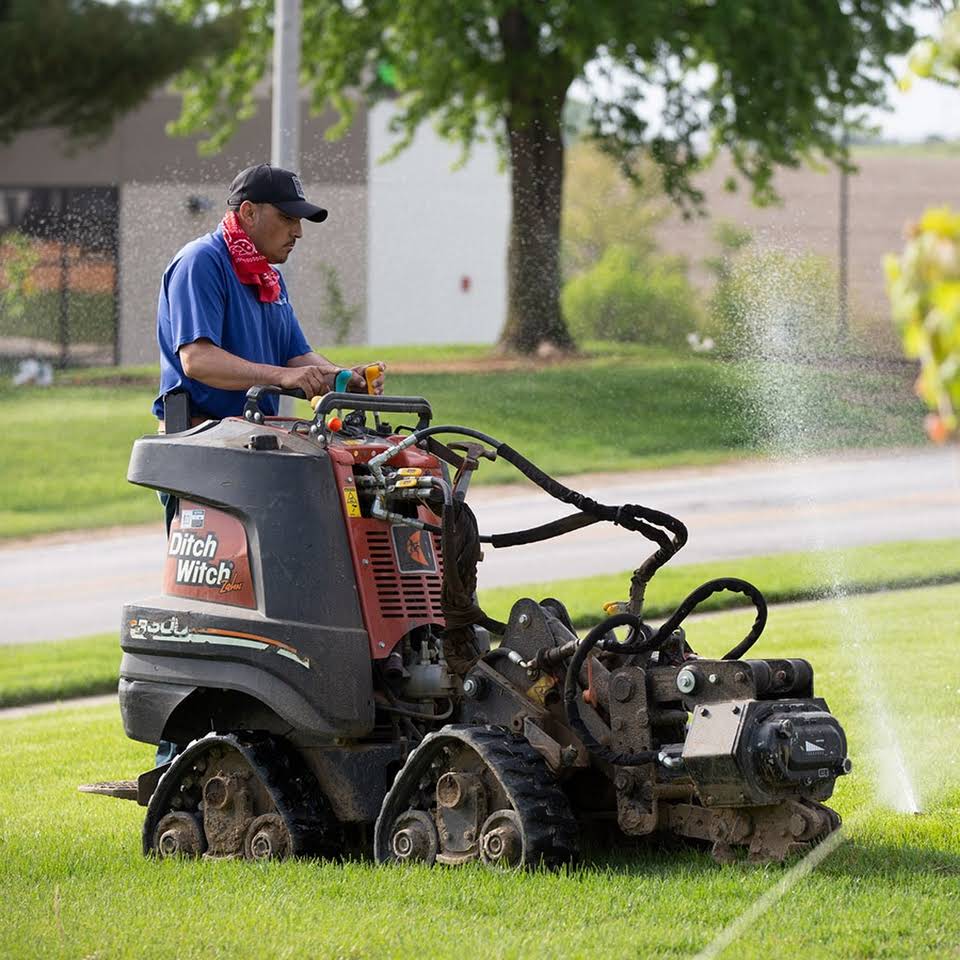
0;693;117;721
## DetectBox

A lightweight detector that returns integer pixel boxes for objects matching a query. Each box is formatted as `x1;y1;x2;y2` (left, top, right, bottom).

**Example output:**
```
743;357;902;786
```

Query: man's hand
276;364;335;398
277;361;385;399
348;361;386;395
286;353;385;396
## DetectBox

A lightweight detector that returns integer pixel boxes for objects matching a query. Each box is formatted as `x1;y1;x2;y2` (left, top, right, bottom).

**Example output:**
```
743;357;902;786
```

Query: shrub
561;245;701;346
561;142;667;279
318;262;361;345
705;248;844;359
0;231;40;324
892;14;960;443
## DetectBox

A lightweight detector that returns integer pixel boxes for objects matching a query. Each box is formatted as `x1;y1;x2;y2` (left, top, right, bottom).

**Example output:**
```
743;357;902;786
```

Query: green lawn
0;290;114;344
480;537;960;628
4;537;958;710
0;633;121;708
0;344;925;540
0;583;956;959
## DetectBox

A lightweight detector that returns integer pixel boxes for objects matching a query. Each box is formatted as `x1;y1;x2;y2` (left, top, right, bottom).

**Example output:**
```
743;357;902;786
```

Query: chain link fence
0;186;119;371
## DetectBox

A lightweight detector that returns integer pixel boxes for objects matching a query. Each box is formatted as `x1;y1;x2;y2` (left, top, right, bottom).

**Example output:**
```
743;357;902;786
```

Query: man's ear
237;200;258;228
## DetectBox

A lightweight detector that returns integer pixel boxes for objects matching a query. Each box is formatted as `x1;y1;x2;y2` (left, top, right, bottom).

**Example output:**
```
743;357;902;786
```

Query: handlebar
242;384;432;431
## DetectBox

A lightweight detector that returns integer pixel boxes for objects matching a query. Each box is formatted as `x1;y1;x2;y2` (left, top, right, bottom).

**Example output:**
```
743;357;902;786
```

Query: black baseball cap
227;163;328;223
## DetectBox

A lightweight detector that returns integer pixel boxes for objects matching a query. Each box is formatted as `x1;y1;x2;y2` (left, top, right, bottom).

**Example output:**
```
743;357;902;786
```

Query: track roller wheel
375;725;578;870
154;812;205;858
478;810;523;869
386;809;440;865
244;813;292;861
142;732;337;861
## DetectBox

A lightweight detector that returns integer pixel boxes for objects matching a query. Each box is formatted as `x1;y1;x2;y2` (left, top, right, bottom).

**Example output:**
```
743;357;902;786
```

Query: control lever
448;441;497;500
309;369;359;432
364;364;383;434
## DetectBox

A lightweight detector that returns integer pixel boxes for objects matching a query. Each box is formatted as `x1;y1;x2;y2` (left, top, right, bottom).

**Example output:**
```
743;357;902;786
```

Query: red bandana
220;211;281;303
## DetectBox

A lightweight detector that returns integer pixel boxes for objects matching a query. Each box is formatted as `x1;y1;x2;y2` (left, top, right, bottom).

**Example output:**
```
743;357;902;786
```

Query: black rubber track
142;732;339;858
374;724;579;869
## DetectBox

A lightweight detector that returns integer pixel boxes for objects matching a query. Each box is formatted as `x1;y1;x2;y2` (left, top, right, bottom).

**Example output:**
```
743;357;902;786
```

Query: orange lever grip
364;364;380;395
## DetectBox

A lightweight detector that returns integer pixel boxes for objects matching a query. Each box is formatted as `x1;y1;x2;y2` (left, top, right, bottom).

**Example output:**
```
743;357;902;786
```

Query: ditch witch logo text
168;531;239;592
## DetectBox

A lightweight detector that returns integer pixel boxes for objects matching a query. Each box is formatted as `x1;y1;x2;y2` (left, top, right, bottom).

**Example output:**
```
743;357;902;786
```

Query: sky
875;73;960;140
869;6;960;140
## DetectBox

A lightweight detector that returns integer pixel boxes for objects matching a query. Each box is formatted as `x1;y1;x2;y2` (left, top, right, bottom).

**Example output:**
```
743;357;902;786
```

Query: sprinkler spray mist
730;242;923;815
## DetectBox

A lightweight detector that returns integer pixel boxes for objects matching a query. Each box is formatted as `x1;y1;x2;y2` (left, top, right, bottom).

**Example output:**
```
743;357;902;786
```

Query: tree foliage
0;0;239;144
166;1;917;350
561;141;666;279
887;209;960;443
902;8;960;86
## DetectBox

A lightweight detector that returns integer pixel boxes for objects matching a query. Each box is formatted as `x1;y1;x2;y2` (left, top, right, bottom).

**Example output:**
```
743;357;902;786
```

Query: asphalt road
4;447;958;646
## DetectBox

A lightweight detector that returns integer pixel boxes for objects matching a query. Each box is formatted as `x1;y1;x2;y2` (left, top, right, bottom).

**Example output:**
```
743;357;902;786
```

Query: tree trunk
498;10;573;353
500;103;573;352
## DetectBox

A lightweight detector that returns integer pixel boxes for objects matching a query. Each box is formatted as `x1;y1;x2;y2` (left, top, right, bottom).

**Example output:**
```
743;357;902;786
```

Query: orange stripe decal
197;627;298;655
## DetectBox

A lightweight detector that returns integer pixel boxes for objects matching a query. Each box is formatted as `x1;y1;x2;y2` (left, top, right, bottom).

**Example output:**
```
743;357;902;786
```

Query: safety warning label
343;488;361;517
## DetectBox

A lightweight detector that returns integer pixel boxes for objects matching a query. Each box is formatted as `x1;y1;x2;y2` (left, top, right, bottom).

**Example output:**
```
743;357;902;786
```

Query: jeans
158;490;178;535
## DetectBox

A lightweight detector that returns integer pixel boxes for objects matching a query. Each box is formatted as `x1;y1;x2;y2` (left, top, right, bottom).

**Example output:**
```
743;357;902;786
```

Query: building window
0;186;119;368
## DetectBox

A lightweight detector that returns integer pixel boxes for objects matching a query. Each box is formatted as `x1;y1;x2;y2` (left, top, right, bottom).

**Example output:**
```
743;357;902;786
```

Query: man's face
238;201;303;263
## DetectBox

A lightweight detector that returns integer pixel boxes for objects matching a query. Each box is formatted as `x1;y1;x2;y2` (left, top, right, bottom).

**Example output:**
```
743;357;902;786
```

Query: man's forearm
287;350;339;373
179;340;384;398
179;341;288;390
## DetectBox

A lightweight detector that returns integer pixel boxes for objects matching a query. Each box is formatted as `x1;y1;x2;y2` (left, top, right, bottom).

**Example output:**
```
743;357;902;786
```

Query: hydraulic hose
371;424;766;685
616;577;767;660
403;425;687;567
378;689;455;722
561;579;766;766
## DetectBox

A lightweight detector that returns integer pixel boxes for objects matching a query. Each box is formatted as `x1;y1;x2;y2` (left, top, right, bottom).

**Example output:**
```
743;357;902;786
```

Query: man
153;162;384;428
152;164;383;766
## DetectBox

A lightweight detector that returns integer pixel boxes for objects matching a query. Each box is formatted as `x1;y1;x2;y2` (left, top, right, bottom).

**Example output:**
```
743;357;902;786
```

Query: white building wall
366;103;509;345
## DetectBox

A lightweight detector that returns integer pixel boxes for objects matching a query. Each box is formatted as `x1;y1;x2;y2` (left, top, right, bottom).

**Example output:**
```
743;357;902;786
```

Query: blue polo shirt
152;226;311;420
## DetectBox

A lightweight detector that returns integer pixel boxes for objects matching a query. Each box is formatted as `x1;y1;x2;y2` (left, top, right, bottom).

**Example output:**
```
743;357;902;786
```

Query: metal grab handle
243;386;433;431
242;385;307;423
313;392;433;430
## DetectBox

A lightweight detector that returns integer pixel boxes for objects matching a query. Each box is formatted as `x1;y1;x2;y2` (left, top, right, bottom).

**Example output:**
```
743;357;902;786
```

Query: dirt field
656;146;960;354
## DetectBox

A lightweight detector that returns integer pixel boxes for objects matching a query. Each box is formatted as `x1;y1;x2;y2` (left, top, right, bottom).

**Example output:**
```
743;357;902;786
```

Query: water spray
735;237;923;815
